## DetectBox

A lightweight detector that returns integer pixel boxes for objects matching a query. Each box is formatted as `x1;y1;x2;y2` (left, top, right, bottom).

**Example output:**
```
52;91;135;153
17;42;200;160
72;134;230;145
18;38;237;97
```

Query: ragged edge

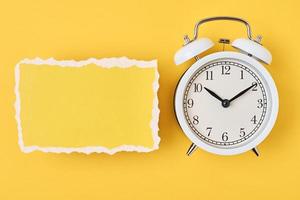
14;57;160;155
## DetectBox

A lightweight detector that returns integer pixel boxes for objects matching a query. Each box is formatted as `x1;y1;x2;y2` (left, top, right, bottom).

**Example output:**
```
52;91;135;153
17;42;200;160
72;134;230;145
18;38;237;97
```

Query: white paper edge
15;57;160;155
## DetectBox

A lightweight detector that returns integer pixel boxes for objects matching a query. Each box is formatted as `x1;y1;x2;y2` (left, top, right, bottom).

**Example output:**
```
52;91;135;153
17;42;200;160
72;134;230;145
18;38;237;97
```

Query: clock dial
183;59;268;148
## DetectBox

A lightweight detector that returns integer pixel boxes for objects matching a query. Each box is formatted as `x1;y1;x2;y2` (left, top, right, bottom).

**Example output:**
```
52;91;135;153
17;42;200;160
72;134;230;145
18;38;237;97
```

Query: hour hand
204;87;224;102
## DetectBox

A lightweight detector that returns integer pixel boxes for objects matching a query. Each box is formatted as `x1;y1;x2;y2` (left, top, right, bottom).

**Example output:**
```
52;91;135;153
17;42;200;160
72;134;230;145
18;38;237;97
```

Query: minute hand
229;83;257;103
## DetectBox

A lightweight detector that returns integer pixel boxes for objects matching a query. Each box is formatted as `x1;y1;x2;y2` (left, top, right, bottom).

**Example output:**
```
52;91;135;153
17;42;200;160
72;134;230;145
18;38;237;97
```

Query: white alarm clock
174;16;279;156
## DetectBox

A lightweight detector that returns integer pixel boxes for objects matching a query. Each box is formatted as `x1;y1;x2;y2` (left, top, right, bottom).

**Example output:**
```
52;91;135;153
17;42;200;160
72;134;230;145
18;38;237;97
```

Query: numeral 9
187;99;194;108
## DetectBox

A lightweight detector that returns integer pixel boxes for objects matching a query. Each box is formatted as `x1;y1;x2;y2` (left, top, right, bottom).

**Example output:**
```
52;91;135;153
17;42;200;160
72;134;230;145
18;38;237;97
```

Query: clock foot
252;147;260;157
186;143;197;156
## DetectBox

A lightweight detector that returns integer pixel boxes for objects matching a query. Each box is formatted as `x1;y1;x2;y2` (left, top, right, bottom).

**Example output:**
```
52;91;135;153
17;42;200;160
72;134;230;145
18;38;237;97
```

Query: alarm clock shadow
256;63;294;158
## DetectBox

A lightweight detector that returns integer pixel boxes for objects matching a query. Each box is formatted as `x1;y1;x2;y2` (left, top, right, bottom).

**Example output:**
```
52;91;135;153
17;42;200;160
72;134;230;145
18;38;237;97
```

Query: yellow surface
19;64;155;148
0;0;299;199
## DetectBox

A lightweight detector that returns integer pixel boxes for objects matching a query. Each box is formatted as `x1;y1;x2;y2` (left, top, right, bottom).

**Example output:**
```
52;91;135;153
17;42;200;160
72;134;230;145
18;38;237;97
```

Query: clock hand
229;83;257;103
204;87;224;102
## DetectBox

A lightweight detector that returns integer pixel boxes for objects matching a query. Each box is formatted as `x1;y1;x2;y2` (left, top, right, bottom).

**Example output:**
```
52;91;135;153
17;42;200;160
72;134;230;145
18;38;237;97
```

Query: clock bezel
174;51;279;155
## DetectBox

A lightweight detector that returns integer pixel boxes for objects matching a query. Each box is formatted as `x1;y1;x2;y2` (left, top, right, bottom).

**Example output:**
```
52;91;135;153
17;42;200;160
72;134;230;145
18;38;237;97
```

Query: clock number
221;65;230;75
257;99;263;108
206;71;213;80
193;83;203;92
222;132;228;141
239;128;245;137
240;70;244;79
251;115;257;124
192;115;199;125
252;82;258;91
206;127;212;136
187;98;194;108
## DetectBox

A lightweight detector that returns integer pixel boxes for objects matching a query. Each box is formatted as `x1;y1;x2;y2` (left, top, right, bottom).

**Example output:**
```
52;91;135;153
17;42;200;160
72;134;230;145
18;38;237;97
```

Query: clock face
182;58;270;148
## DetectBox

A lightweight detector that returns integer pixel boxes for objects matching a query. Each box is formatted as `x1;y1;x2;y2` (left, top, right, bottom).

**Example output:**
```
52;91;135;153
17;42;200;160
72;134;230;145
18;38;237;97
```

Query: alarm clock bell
232;38;272;64
174;38;214;65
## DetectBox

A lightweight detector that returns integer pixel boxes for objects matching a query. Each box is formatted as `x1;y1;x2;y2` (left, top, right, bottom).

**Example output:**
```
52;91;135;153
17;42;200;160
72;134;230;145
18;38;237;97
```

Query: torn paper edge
15;57;160;155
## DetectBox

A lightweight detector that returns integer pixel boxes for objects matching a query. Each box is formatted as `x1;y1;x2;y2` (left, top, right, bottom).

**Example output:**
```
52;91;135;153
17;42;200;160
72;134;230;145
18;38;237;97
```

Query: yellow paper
15;57;160;154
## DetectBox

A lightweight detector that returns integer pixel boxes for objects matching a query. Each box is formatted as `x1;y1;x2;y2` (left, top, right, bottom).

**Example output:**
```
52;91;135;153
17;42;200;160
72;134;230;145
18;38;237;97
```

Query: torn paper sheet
15;57;160;154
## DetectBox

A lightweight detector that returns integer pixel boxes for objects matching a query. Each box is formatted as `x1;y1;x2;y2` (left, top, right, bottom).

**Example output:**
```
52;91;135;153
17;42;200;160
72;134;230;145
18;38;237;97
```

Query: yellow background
0;0;299;199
